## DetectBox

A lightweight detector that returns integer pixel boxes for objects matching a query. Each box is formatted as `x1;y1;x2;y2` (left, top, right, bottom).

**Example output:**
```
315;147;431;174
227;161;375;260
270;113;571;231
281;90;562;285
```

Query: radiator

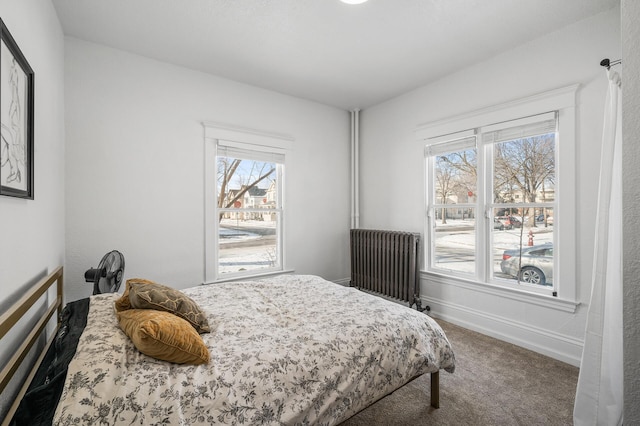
350;229;426;311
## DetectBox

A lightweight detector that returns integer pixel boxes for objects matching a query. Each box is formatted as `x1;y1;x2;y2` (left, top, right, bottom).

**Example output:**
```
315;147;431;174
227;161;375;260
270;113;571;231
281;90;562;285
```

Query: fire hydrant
528;230;534;246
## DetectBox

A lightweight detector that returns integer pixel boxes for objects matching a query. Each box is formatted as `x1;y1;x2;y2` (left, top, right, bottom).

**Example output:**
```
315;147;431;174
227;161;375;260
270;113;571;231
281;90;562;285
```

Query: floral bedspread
53;275;455;425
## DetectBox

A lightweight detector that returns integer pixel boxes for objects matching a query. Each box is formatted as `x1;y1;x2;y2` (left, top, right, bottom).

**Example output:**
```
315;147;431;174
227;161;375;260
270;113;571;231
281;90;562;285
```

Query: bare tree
494;134;555;225
436;151;477;223
436;155;462;224
442;151;477;184
217;158;275;222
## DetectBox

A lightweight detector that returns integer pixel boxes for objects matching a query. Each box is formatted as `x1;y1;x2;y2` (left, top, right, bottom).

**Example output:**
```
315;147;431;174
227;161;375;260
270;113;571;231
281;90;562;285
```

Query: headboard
0;267;63;425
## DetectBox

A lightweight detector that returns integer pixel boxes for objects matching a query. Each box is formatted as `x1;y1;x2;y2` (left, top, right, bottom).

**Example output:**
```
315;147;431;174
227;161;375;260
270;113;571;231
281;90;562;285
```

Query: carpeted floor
341;319;579;425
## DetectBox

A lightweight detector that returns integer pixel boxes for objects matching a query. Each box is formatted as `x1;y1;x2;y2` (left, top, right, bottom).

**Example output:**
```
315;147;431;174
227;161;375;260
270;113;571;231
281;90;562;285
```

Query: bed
1;267;455;425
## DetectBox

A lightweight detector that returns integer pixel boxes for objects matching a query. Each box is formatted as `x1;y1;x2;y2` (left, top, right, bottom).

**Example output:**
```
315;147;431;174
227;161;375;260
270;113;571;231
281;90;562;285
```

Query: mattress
51;274;455;425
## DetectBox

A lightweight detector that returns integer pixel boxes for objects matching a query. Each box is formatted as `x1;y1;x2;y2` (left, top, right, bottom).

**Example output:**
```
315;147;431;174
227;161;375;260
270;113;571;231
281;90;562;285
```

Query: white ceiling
52;0;618;110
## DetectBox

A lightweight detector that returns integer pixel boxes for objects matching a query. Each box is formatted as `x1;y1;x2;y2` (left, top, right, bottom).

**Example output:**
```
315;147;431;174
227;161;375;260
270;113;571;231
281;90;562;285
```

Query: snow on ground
215;218;554;277
219;219;275;244
433;218;553;275
219;227;261;243
435;218;553;248
218;219;277;274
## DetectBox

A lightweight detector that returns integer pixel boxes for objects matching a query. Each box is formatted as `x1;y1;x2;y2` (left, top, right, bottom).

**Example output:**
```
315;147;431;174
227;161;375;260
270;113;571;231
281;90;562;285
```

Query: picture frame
0;18;34;199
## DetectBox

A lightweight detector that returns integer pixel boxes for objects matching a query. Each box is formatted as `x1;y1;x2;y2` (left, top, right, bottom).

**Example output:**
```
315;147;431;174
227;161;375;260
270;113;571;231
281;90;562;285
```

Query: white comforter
53;275;455;425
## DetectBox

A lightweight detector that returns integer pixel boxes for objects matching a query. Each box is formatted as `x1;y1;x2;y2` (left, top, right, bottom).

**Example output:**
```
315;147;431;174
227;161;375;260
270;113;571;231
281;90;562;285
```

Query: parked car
494;217;512;230
500;243;553;286
536;214;554;225
507;216;522;228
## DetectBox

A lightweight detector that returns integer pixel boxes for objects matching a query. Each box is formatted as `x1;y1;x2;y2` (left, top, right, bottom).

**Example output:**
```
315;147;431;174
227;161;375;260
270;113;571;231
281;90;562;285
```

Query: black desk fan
84;250;125;295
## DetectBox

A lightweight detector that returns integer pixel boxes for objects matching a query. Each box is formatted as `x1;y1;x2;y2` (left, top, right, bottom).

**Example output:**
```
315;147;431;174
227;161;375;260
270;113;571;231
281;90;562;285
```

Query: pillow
117;309;209;365
126;279;211;334
114;278;155;312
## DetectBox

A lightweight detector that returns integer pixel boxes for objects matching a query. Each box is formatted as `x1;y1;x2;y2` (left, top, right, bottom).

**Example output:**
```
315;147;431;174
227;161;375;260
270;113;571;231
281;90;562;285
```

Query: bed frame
0;266;441;425
0;267;64;426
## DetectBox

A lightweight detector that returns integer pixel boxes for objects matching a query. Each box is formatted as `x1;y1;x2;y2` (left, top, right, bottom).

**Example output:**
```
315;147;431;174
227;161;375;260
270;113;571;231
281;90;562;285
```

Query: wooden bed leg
430;371;440;409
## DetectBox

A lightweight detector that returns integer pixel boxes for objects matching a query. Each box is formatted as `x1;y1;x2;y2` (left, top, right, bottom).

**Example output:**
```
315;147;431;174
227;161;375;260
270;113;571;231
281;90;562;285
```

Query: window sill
202;269;295;285
420;270;580;313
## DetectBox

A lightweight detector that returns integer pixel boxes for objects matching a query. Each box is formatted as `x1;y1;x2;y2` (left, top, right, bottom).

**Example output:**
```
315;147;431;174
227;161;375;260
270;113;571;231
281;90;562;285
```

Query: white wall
621;0;640;423
0;0;65;420
358;7;620;365
64;38;351;303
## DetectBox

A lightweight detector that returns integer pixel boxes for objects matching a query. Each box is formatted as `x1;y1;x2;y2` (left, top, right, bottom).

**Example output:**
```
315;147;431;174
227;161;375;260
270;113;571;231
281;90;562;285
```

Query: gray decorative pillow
126;278;210;334
115;278;161;312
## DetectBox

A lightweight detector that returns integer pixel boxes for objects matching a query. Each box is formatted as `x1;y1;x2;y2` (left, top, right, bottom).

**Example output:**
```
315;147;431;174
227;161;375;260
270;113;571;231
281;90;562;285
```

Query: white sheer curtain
573;70;623;425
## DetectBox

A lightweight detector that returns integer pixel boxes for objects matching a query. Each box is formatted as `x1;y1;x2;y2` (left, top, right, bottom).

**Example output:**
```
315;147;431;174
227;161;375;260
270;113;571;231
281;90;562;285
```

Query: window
418;85;577;302
204;123;292;283
486;113;557;289
429;134;478;275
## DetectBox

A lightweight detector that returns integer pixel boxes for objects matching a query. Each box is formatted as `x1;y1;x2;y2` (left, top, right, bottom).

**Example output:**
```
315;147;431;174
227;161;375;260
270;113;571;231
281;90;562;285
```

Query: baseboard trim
422;295;583;367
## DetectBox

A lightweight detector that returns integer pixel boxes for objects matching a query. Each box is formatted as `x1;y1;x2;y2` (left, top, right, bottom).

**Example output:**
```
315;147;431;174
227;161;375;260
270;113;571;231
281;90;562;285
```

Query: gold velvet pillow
117;309;209;365
116;278;210;334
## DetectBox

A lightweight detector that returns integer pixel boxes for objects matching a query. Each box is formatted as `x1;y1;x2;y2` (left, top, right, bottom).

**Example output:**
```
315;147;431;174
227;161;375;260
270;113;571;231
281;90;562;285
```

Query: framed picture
0;18;34;199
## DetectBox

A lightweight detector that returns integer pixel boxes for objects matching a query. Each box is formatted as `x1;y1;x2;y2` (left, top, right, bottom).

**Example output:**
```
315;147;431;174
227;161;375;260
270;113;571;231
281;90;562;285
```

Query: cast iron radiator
350;229;428;311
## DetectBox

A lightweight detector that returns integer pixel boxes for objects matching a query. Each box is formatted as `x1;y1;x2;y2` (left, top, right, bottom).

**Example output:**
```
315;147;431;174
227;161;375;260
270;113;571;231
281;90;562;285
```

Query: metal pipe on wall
350;109;360;229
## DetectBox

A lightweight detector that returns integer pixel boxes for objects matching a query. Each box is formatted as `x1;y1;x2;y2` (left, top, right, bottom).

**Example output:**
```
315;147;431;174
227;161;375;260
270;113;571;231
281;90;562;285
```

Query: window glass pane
433;207;476;274
493;207;554;286
218;212;279;275
493;133;555;204
431;148;477;275
491;130;556;288
216;155;280;276
435;150;477;201
217;157;278;208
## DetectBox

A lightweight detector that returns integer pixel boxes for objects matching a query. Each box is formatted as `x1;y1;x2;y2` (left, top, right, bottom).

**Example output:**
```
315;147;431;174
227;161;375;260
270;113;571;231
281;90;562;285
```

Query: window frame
416;85;578;305
203;122;293;284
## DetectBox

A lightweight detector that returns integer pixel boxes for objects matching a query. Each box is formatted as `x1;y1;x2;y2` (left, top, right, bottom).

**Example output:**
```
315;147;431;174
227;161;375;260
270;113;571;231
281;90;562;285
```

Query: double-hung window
204;123;292;283
420;86;577;302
